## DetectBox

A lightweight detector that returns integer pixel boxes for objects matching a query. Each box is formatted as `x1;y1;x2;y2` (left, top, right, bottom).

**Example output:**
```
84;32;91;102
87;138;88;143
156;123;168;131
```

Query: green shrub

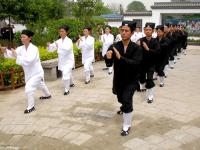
38;46;58;61
0;58;22;86
94;41;102;53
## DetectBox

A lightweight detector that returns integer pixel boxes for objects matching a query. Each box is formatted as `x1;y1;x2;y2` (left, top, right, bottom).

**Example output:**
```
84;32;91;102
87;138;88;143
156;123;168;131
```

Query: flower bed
0;58;25;90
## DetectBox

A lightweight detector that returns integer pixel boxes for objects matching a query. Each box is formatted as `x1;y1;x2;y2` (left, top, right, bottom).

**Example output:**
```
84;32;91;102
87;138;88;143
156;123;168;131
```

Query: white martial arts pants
84;59;94;82
62;68;73;92
25;74;50;109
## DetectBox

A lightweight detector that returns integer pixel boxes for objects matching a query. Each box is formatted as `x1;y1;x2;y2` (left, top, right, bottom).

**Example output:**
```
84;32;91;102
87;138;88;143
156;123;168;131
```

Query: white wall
107;21;122;27
122;8;200;28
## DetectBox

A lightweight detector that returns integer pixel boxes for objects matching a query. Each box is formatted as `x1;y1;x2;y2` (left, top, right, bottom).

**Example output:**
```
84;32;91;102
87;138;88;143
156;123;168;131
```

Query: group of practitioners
0;20;188;136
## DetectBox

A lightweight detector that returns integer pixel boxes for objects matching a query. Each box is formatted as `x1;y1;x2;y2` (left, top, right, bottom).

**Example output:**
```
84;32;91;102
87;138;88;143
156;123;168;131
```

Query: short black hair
59;25;69;32
156;25;164;31
83;27;92;31
105;25;112;30
21;30;34;37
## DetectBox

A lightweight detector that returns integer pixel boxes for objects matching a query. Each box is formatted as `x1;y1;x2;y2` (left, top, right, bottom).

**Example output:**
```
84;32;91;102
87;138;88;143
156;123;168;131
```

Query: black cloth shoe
121;127;131;136
117;110;123;115
85;80;90;84
64;91;70;95
70;84;75;87
147;99;153;103
102;68;108;70
159;83;164;87
108;72;112;75
138;89;146;92
24;107;35;114
39;95;51;100
90;74;94;78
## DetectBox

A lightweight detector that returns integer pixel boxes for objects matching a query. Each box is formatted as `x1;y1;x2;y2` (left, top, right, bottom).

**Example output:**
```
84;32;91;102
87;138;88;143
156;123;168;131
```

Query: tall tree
126;1;146;12
72;0;111;23
0;0;66;24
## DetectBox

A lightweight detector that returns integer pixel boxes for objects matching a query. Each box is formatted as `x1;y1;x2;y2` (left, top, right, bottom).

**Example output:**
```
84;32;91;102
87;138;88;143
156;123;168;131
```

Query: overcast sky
102;0;171;10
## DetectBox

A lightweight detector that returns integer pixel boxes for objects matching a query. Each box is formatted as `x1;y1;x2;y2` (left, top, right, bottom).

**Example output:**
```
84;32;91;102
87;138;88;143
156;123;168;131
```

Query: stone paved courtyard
0;45;200;150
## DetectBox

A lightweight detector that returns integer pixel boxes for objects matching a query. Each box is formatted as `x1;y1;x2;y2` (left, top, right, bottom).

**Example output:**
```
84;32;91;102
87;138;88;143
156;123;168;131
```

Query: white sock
169;61;174;68
159;76;164;84
140;83;146;90
153;72;158;79
123;112;132;131
108;67;113;73
147;88;154;100
164;65;169;76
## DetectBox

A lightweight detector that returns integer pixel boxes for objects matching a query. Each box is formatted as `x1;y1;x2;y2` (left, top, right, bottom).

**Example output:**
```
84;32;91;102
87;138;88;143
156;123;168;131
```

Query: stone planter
41;58;61;81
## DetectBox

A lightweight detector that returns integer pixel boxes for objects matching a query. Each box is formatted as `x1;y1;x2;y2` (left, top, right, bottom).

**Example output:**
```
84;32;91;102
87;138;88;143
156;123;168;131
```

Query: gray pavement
0;45;200;150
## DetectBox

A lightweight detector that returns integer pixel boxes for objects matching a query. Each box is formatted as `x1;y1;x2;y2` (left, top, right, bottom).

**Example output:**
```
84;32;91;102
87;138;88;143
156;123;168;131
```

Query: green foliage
29;18;105;46
73;44;81;57
94;40;102;53
38;46;58;61
72;0;111;23
0;58;20;72
111;27;120;38
31;18;85;46
126;1;146;12
0;0;66;24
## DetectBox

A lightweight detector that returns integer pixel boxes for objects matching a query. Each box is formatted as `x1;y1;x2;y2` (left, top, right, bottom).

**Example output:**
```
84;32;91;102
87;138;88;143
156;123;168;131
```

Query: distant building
101;0;200;30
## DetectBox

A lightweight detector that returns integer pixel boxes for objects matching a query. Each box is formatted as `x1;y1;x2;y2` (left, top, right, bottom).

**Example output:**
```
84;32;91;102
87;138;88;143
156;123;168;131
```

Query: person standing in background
76;27;95;84
47;25;75;95
101;25;114;74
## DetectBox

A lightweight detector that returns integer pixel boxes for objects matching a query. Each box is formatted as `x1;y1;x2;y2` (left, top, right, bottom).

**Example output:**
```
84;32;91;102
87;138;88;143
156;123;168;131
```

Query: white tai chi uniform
101;33;114;73
152;31;157;38
4;43;51;109
131;32;144;43
48;36;75;92
77;35;95;82
115;34;122;42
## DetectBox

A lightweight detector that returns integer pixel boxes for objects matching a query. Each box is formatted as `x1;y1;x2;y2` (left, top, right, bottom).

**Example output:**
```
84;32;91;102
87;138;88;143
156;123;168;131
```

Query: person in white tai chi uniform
1;30;51;114
76;27;95;84
101;25;114;74
47;25;75;95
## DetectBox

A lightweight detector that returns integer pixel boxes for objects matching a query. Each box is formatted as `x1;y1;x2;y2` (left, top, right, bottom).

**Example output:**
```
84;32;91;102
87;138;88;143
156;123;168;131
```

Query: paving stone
123;138;148;149
70;133;92;145
96;110;115;118
164;129;188;141
185;127;200;138
159;139;182;149
7;135;24;146
144;134;165;144
62;132;80;142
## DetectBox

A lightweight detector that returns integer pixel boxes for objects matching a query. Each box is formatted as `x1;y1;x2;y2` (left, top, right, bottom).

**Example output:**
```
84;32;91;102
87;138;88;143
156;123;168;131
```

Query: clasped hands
106;47;121;60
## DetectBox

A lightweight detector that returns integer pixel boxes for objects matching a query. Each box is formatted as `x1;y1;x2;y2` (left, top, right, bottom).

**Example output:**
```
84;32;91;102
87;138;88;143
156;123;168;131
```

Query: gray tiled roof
123;11;152;16
100;14;123;21
151;2;200;9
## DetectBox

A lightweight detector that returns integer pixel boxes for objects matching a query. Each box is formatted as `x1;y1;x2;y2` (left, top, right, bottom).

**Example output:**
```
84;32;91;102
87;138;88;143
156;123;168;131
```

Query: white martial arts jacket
76;35;95;64
152;32;157;38
115;34;122;42
131;32;144;43
48;36;75;71
4;43;44;83
101;33;114;57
